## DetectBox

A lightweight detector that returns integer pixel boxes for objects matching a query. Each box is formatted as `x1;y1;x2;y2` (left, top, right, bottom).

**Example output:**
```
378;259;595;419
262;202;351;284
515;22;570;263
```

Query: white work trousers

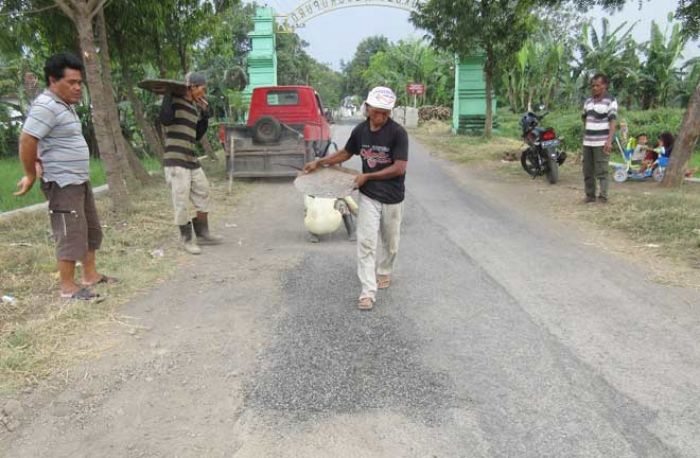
164;166;211;226
356;193;404;301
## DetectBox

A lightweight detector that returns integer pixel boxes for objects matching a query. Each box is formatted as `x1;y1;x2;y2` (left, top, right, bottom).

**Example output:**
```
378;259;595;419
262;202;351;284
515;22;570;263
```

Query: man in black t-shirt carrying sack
303;86;409;310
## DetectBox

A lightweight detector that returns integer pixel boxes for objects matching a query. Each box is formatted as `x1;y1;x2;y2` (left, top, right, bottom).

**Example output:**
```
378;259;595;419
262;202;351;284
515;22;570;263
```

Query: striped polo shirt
22;90;89;187
162;96;201;169
582;93;618;147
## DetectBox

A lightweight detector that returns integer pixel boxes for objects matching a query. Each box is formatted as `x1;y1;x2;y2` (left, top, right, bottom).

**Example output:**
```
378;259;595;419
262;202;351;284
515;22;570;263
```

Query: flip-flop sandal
83;275;119;286
377;275;391;289
60;287;101;301
358;297;374;310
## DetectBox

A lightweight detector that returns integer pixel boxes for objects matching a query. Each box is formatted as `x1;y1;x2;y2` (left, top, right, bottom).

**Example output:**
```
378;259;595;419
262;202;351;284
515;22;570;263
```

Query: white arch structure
281;0;420;29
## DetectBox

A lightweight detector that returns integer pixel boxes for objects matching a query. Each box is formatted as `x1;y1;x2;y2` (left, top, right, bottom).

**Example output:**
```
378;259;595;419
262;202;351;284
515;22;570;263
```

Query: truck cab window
267;91;299;106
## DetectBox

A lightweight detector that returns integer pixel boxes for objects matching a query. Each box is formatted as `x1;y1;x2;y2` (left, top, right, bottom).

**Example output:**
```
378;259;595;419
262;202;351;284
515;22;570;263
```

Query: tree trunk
95;8;151;186
154;38;168;78
484;51;494;139
84;105;100;157
122;68;165;159
661;79;700;187
178;34;188;74
123;137;154;183
111;25;165;161
507;74;517;112
75;13;131;213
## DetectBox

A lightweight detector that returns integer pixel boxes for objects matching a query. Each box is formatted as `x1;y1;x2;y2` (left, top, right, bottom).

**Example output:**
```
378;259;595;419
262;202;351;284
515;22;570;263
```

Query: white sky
260;0;692;70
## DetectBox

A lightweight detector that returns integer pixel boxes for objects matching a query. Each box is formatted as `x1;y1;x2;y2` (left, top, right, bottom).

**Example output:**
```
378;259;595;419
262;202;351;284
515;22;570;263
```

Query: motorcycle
520;111;567;184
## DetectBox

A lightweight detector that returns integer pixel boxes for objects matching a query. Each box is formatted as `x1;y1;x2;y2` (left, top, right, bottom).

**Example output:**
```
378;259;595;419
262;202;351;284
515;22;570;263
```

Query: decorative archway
280;0;420;30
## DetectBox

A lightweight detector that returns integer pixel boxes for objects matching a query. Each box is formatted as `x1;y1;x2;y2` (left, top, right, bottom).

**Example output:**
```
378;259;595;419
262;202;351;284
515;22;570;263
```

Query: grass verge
0;158;247;393
0;156;162;212
412;121;700;281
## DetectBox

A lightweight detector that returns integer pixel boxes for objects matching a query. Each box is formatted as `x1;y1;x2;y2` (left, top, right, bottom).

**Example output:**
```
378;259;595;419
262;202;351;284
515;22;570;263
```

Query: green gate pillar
452;54;497;134
243;7;278;111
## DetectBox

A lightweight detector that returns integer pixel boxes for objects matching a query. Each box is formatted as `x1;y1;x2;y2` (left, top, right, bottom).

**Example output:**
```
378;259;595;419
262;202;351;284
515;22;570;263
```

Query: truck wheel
252;116;282;144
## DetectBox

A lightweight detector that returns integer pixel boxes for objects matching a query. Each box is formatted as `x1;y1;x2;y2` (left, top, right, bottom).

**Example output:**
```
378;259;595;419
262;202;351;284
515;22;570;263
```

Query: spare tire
252;116;282;144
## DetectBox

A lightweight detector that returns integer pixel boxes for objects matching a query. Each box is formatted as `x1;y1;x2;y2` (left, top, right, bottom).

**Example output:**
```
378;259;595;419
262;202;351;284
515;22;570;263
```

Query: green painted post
242;7;278;117
452;54;497;134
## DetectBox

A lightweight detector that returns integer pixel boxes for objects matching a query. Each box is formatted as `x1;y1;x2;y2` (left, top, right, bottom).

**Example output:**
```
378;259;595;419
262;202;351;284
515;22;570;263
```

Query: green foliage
677;0;700;38
498;108;687;155
676;59;700;107
362;38;454;107
576;18;639;98
0;156;161;212
639;14;687;109
412;0;539;61
276;32;344;108
498;5;694;114
412;0;557;136
342;36;390;97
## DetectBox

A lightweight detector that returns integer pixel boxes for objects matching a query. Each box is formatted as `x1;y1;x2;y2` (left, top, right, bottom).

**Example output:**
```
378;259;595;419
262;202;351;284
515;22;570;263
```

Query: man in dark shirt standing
160;72;222;254
304;86;408;310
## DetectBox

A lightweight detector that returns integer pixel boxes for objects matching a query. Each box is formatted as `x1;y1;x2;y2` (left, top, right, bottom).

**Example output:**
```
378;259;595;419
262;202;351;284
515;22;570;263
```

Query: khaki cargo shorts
164;166;210;225
41;181;103;262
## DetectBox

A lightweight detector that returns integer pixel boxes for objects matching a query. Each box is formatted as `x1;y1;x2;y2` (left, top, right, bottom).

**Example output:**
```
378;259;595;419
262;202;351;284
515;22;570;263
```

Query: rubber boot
192;213;223;245
179;222;201;255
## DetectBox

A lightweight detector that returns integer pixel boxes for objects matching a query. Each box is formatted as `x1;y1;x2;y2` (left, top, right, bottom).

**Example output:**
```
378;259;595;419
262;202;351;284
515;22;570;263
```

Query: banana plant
638;13;687;109
575;18;638;95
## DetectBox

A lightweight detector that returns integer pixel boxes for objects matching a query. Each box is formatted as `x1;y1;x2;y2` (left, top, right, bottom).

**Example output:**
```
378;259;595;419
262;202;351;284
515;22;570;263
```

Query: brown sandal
82;275;119;287
377;275;391;289
358;297;374;310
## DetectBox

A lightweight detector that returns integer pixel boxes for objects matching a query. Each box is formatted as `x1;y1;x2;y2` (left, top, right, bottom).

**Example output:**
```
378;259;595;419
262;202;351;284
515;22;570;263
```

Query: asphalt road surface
2;121;699;457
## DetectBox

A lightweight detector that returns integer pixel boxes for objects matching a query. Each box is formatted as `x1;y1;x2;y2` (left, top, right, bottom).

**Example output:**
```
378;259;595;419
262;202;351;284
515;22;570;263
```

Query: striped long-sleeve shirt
160;94;209;169
582;93;618;147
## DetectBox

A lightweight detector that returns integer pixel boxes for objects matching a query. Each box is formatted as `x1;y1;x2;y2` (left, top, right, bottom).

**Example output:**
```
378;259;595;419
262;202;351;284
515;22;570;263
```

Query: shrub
499;107;689;154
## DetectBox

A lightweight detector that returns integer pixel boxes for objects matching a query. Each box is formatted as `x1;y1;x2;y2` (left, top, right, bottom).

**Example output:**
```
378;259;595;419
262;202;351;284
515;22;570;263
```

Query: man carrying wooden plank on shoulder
160;72;223;254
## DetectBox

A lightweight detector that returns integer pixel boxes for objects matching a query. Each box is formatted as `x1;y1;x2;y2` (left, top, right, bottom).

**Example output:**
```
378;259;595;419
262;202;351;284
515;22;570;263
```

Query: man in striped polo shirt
582;73;618;203
160;72;222;254
15;53;117;300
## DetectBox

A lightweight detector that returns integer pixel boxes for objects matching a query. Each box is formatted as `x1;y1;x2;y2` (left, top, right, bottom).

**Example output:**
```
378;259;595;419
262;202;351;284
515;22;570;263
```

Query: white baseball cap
364;86;396;110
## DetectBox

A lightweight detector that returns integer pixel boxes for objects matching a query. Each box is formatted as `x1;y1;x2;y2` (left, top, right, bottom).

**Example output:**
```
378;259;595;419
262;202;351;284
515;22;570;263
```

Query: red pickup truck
219;85;332;178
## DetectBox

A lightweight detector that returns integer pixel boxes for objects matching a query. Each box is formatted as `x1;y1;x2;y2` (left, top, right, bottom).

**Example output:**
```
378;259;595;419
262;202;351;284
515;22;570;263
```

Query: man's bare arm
14;132;40;196
604;120;617;155
354;160;407;188
303;148;353;173
365;160;407;180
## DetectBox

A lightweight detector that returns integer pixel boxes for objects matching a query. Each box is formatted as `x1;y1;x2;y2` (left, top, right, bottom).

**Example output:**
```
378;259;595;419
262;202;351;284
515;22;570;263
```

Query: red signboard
406;83;425;95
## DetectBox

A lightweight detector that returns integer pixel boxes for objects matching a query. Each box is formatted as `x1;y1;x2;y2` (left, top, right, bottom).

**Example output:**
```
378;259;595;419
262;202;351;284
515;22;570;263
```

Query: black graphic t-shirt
344;118;409;204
